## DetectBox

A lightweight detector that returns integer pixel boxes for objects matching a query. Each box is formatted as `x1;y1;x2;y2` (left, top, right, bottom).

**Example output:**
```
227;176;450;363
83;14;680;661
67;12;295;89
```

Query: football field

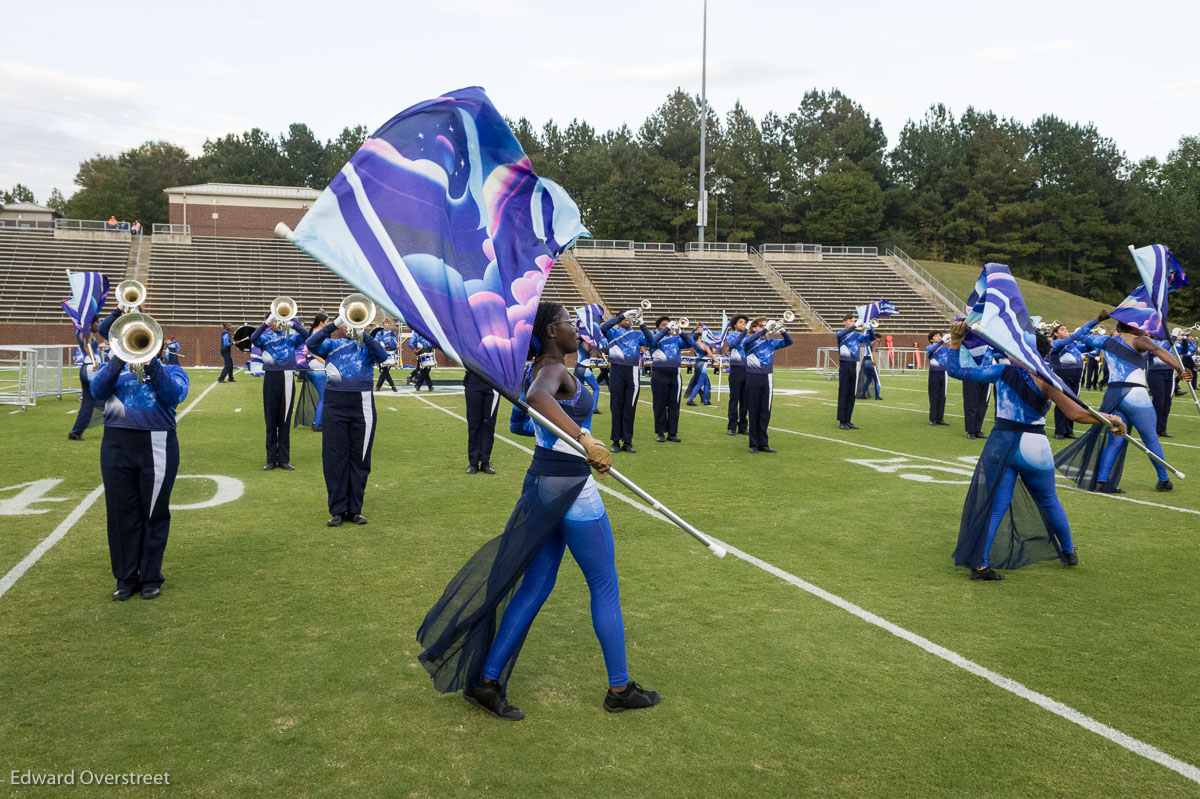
2;368;1199;797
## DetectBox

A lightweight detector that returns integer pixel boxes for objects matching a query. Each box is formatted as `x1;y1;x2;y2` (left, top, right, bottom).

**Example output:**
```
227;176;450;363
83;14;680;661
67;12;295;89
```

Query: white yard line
421;393;1199;785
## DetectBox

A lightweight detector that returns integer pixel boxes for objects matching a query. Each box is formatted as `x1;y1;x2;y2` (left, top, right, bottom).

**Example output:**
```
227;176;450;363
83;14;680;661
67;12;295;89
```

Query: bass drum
233;324;255;353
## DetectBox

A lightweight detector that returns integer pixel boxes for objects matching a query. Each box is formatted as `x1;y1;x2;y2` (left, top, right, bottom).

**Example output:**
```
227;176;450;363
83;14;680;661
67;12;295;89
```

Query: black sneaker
464;681;524;721
1063;550;1079;567
67;432;83;441
656;434;666;443
603;681;660;713
970;567;1005;581
611;442;622;453
727;428;737;436
621;443;637;454
1156;480;1174;492
1097;482;1126;494
666;435;681;442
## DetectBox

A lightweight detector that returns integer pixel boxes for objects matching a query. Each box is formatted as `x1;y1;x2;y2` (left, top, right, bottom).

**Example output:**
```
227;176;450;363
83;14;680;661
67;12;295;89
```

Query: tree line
11;87;1198;317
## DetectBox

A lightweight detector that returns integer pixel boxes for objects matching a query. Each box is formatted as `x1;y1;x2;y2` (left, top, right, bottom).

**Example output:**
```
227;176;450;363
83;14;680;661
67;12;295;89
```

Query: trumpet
268;296;298;332
624;299;652;326
1092;325;1107;336
116;279;146;313
855;316;879;332
667;316;690;336
766;311;795;335
337;293;376;341
109;312;163;382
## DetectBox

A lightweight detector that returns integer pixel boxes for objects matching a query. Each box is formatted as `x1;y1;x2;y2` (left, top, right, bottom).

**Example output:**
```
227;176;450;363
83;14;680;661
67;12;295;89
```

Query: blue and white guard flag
287;86;589;396
1109;245;1188;338
60;270;110;336
964;263;1072;394
574;303;605;351
855;299;898;325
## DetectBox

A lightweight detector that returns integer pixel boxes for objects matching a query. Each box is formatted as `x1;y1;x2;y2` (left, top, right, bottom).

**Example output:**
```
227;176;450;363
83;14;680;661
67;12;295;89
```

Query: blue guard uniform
68;327;104;440
306;323;389;522
835;325;874;427
1049;331;1085;438
574;339;602;415
252;318;307;469
741;326;793;451
374;327;399;391
90;354;190;596
725;326;749;435
601;315;648;451
685;334;714;406
926;339;950;425
642;322;695;441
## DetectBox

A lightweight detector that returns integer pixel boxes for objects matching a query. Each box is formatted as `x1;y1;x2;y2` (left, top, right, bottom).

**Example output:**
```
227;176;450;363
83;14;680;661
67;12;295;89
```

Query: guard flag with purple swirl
61;271;110;336
1109;245;1188;338
964;263;1071;394
855;299;898;324
574;304;605;351
287;86;589;395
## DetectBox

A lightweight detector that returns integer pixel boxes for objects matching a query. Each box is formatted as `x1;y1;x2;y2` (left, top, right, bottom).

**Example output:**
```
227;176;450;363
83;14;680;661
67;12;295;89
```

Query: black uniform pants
727;365;748;432
376;365;396;390
962;380;990;435
411;365;434;391
928;369;947;423
322;389;377;516
1053;367;1083;436
1083;358;1099;390
71;365;98;435
1148;369;1175;435
745;371;773;449
837;361;858;423
650;365;682;435
465;381;499;466
220;348;235;381
263;370;295;465
608;364;639;444
101;427;179;590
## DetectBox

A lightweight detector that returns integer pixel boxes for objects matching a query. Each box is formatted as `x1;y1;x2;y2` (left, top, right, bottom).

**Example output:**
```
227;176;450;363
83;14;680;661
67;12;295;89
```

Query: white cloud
972;40;1079;62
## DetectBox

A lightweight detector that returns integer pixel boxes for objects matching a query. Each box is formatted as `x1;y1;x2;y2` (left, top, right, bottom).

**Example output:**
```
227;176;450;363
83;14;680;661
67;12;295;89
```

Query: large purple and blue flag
855;299;898;325
1109;245;1188;338
286;87;589;396
963;263;1071;394
574;304;606;351
60;270;110;337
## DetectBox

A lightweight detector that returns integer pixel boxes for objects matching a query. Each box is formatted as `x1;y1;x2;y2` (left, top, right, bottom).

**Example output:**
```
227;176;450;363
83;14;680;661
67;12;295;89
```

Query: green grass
2;367;1200;797
920;260;1105;329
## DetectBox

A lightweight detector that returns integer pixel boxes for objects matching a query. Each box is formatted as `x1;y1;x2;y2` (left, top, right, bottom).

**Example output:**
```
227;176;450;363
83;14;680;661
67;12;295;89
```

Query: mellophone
107;279;164;381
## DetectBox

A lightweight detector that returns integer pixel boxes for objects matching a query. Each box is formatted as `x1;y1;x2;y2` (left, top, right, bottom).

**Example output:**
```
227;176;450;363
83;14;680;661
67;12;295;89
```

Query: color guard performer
251;306;307;471
724;315;749;435
643;316;694;443
741;316;793;452
855;337;882;400
685;323;715;406
600;311;649;453
574;336;603;416
67;319;102;441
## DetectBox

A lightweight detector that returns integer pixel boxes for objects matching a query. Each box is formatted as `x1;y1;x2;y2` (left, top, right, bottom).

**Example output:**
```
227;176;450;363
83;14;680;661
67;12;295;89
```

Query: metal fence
0;219;56;230
574;238;634;250
885;245;966;313
817;346;930;378
685;241;748;253
760;243;879;256
0;345;78;407
632;241;676;252
152;223;191;235
54;218;132;233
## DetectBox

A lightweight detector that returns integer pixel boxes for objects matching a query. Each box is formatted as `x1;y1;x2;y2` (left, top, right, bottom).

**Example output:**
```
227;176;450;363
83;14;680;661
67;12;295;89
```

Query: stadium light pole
697;0;707;247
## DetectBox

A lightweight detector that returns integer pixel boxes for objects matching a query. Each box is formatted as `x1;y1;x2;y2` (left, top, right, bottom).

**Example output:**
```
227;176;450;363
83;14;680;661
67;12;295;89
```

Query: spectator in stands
131;221;142;236
106;215;118;231
219;323;237;382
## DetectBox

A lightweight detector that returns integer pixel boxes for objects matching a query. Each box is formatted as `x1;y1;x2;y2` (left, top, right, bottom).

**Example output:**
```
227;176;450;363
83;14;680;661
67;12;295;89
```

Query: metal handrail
632;242;676;252
885;246;965;314
54;218;131;233
761;243;878;256
0;219;56;230
748;246;824;329
573;238;634;250
152;223;191;235
685;241;747;253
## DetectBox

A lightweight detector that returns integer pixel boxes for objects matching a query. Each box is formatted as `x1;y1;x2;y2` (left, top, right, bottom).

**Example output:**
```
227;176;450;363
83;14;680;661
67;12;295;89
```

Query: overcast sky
2;0;1197;204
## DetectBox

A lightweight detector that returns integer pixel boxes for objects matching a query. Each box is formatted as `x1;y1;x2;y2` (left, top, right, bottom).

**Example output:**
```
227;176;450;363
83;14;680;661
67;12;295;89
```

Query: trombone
268;296;298;332
623;300;652;326
337;293;376;342
116;279;146;313
109;312;163;382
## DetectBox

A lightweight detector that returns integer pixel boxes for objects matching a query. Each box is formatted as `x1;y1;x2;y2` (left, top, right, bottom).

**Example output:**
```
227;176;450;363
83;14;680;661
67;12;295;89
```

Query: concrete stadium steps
540;262;586;310
575;251;806;330
765;254;952;333
145;236;355;326
0;229;130;323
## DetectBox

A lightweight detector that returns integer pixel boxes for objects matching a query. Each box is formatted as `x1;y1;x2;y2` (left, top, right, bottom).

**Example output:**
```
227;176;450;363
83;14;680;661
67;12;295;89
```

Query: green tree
199;128;286;185
319;125;369;186
280;123;326;188
2;184;36;204
68;141;197;224
803;165;884;243
46;188;69;215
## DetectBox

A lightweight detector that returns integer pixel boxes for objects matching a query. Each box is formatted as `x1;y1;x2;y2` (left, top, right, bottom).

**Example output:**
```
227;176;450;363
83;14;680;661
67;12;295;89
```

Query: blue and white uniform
685;335;714;405
574;339;602;415
835;327;873;425
407;331;436;391
725;328;749;434
252;319;307;467
643;324;695;438
856;339;882;400
69;329;104;438
1050;331;1086;437
741;328;793;450
90;356;190;592
373;328;399;391
927;341;949;424
601;316;648;447
219;328;236;382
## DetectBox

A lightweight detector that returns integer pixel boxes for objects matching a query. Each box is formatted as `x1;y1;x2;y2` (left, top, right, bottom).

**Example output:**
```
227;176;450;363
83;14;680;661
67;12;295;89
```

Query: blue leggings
687;368;711;403
482;511;629;687
575;367;601;414
1098;388;1168;482
982;434;1073;566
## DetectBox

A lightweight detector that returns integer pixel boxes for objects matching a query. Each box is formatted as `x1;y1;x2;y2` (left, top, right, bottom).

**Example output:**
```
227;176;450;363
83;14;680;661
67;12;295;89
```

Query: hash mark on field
421;395;1200;784
234;408;242;413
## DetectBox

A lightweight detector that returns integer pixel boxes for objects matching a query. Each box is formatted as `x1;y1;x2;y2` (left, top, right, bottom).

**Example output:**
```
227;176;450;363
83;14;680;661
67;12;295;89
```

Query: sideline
0;376;219;600
419;394;1199;785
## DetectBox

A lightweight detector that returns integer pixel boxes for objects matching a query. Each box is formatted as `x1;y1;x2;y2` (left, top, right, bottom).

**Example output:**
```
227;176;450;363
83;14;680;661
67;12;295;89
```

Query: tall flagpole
697;0;707;247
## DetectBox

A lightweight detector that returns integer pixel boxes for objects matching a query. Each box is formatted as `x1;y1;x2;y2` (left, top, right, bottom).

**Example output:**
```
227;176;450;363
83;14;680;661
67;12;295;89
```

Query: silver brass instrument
116;279;146;313
765;310;796;335
268;296;298;332
337;293;376;341
109;312;164;382
668;316;690;336
624;299;652;326
1092;325;1107;336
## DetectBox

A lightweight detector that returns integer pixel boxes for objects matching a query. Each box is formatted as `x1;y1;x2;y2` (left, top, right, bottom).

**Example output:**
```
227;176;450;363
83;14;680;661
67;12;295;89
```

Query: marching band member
418;302;657;721
685;323;715;406
643;316;695;443
724;315;749;435
218;322;237;383
251;314;308;471
574;336;603;416
68;319;102;441
1147;333;1177;438
1049;324;1085;439
406;331;436;391
835;313;873;430
464;369;499;474
90;331;190;600
1058;311;1192;493
741;316;793;453
164;337;181;366
600;311;649;453
855;337;882;400
946;321;1122;581
306;319;390;526
961;344;993;440
373;319;399;392
926;332;951;426
1177;332;1197;395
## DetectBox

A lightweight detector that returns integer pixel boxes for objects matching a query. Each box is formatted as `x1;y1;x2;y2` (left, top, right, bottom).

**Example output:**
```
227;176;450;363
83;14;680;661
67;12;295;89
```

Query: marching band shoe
1160;433;1173;438
840;423;858;430
67;432;84;441
277;463;294;471
686;400;697;406
593;408;603;414
1156;480;1174;492
464;681;524;721
391;386;398;392
929;421;938;426
667;435;681;442
1063;550;1079;567
326;515;343;527
738;430;749;435
936;420;951;426
727;428;737;435
140;586;161;600
656;434;666;443
263;463;276;471
466;464;479;475
1054;434;1066;439
759;447;777;453
480;463;495;475
603;680;660;713
702;401;712;406
621;443;637;454
970;566;1005;581
976;431;988;438
112;587;136;601
966;433;978;440
1097;482;1126;494
312;424;322;432
1064;432;1077;439
749;446;759;453
348;514;368;525
611;442;622;453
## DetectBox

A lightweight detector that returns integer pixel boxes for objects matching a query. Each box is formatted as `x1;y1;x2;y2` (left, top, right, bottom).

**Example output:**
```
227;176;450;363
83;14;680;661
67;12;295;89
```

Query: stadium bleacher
0;229;129;323
575;250;807;330
540;260;586;310
763;251;953;332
